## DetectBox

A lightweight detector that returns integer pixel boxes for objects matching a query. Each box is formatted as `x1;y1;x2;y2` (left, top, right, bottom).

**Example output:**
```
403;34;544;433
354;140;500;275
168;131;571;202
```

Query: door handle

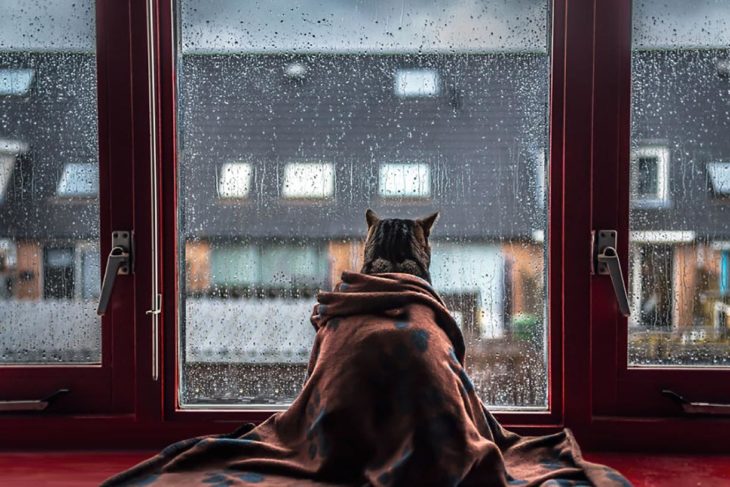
97;231;133;316
593;230;631;317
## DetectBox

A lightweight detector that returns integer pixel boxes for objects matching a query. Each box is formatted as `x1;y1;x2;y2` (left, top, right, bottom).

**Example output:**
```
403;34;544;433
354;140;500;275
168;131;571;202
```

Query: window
187;241;326;404
0;139;27;203
0;68;34;96
44;248;75;299
378;163;431;198
57;163;98;197
394;68;440;97
534;150;547;209
721;249;729;297
708;162;730;196
627;0;730;369
281;162;334;199
77;245;100;300
3;0;730;453
218;162;252;199
583;0;730;422
0;155;14;202
283;62;307;80
210;244;259;289
177;0;550;411
631;146;669;205
0;2;102;370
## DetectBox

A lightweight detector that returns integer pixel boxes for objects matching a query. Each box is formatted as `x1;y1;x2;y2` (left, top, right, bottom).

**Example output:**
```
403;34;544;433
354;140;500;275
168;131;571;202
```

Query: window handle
663;389;730;416
97;231;133;316
0;389;69;412
593;230;631;317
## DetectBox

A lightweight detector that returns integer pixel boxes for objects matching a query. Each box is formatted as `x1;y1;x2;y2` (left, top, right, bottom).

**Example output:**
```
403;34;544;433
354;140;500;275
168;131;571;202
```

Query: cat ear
365;208;380;228
417;212;439;237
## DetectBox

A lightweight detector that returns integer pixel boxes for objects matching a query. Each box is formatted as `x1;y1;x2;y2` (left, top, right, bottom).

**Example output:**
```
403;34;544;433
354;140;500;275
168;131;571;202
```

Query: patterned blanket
104;272;630;486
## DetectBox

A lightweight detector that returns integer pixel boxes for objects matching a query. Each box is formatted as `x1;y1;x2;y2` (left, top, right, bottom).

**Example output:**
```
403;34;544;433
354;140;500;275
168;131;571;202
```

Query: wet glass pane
0;1;100;364
178;0;550;407
630;0;730;366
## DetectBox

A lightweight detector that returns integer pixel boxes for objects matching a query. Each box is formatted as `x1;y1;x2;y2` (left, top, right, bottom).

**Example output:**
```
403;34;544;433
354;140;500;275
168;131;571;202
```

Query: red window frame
2;0;729;453
157;0;565;432
584;0;730;452
0;0;140;417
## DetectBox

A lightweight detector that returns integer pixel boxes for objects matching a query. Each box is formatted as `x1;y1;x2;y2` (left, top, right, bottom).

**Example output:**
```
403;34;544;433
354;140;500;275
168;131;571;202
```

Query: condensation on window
0;0;100;364
629;0;730;366
178;0;550;408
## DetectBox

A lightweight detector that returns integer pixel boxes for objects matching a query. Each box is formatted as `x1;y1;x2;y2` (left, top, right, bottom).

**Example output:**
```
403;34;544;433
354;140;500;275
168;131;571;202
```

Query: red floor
0;451;729;486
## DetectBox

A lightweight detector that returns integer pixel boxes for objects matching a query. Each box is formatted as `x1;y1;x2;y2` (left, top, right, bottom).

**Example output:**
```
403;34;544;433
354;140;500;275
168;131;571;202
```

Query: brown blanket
104;272;630;486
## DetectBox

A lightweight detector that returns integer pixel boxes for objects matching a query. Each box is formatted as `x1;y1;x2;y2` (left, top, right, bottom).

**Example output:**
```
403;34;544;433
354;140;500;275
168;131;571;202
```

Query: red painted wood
99;0;137;415
158;0;179;420
585;452;730;487
128;0;165;424
2;451;730;487
590;0;631;417
545;0;566;427
0;452;153;487
560;0;596;434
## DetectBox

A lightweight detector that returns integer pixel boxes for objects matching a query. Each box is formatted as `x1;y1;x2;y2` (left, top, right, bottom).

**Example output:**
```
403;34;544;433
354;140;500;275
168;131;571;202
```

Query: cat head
360;209;439;282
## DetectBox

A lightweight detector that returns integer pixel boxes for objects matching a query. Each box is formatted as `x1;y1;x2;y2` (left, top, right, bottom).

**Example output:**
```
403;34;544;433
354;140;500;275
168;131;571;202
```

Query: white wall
430;242;505;338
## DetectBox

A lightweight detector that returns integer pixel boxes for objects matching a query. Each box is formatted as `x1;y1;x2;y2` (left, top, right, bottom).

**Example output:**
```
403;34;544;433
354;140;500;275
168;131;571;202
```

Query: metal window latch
97;231;134;316
0;389;69;412
663;389;730;416
592;230;631;317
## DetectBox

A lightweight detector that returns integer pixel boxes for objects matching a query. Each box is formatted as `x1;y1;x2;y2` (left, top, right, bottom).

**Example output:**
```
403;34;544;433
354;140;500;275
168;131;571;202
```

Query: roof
178;52;548;239
631;48;730;238
0;51;98;240
1;49;729;240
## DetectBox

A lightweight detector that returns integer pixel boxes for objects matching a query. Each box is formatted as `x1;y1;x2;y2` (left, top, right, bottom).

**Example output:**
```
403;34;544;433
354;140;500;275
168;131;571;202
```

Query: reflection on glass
0;0;100;364
630;0;730;366
178;0;550;407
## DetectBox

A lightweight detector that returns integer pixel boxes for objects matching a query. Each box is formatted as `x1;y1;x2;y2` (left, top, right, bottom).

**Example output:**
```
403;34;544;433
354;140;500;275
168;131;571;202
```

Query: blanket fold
104;272;630;486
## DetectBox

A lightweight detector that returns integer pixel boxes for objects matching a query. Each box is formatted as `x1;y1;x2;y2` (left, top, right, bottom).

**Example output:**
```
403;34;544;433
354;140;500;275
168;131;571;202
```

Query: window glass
632;146;669;205
708;162;730;196
630;0;730;366
0;0;100;364
79;246;100;300
178;0;550;408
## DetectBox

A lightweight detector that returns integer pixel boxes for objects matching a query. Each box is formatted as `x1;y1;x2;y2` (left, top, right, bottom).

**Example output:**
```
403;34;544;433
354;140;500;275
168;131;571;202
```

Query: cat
360;209;439;283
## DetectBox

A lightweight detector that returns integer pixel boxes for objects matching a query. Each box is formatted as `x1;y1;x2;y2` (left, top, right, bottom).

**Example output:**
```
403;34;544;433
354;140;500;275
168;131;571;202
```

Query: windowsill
2;450;729;487
631;199;671;209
